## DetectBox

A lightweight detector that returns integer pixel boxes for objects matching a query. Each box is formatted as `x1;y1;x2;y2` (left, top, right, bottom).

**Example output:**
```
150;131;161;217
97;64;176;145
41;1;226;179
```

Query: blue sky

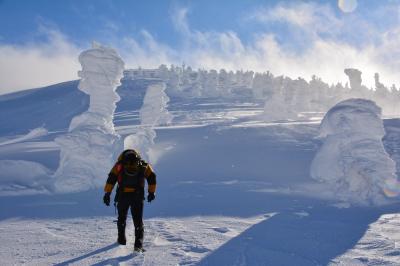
1;0;400;93
0;0;392;48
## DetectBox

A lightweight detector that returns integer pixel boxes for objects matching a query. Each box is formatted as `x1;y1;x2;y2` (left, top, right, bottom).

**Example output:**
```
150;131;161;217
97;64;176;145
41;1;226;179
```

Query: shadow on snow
197;203;400;265
54;243;120;266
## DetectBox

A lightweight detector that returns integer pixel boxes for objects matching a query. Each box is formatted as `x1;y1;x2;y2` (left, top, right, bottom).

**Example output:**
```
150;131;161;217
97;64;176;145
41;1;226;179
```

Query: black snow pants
117;191;144;248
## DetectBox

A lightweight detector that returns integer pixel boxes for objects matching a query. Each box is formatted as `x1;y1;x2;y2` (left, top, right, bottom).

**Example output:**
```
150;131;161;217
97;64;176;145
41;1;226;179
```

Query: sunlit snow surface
331;213;400;265
0;78;400;265
0;214;272;265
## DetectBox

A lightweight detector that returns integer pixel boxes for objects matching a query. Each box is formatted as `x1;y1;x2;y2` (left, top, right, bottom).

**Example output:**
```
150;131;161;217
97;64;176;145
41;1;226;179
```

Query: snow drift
0;127;48;146
310;99;400;205
0;160;51;195
53;43;124;193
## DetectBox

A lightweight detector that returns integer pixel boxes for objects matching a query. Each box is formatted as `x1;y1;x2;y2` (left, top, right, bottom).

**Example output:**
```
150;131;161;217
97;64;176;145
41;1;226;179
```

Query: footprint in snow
294;211;310;218
386;250;400;256
153;236;171;246
162;233;184;242
183;245;210;253
212;227;230;233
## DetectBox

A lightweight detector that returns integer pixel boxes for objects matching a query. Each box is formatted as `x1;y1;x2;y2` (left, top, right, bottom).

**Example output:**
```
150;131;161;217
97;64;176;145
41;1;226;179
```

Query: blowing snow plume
54;43;124;193
124;82;172;163
310;99;400;206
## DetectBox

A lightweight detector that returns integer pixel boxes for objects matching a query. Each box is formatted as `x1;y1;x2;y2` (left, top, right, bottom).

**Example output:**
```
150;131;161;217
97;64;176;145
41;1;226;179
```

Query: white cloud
171;6;191;36
0;27;81;95
249;2;343;40
151;3;399;88
121;30;177;69
252;2;316;27
2;2;400;95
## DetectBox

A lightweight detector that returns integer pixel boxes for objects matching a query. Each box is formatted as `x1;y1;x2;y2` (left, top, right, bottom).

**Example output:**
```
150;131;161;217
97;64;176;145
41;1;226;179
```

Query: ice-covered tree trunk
124;82;172;162
53;44;124;193
310;99;399;205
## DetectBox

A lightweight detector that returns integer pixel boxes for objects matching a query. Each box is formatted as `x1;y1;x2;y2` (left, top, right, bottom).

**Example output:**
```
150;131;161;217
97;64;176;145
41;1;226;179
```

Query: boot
134;226;144;249
117;222;126;245
134;246;146;252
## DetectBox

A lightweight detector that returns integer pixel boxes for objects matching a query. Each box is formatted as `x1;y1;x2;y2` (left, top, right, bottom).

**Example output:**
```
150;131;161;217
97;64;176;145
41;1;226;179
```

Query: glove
147;192;155;203
103;192;111;206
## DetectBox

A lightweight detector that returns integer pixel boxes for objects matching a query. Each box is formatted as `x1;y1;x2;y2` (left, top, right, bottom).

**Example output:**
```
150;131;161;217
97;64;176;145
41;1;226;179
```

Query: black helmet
122;149;141;164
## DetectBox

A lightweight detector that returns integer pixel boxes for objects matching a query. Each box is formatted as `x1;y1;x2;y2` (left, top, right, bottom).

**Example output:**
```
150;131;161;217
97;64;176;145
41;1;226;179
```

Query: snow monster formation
311;98;400;205
54;44;124;192
124;82;172;162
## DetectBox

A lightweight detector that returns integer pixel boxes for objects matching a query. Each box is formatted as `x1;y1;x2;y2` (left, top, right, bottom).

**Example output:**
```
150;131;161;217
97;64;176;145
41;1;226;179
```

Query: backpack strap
116;163;124;184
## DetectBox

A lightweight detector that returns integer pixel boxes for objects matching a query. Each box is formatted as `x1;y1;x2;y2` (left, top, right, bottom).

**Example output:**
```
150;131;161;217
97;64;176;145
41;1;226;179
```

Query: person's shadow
90;253;136;266
54;243;135;266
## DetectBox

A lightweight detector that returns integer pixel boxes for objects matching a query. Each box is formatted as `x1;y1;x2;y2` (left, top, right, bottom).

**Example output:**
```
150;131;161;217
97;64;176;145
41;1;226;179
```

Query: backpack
114;150;147;203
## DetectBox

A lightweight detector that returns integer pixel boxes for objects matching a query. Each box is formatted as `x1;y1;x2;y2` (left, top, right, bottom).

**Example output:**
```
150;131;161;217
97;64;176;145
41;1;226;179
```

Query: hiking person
102;149;157;252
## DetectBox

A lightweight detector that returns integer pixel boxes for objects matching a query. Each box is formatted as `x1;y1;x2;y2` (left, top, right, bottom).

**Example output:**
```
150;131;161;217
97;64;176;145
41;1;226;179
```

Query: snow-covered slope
1;63;400;265
0;80;87;136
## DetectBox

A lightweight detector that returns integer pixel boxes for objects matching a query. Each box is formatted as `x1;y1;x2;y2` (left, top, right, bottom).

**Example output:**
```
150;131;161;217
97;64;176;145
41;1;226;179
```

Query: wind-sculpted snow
311;99;400;205
124;82;172;162
54;44;124;193
0;127;48;146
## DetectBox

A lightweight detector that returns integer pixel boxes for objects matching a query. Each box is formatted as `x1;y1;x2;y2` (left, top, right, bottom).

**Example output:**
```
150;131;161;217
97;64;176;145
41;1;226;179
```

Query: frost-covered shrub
140;83;173;126
311;99;399;205
124;82;172;162
124;66;400;118
54;44;124;193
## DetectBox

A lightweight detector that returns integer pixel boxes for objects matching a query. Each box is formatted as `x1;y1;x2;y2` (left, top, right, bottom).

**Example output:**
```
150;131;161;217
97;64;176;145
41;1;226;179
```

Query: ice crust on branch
54;44;124;193
311;99;400;205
